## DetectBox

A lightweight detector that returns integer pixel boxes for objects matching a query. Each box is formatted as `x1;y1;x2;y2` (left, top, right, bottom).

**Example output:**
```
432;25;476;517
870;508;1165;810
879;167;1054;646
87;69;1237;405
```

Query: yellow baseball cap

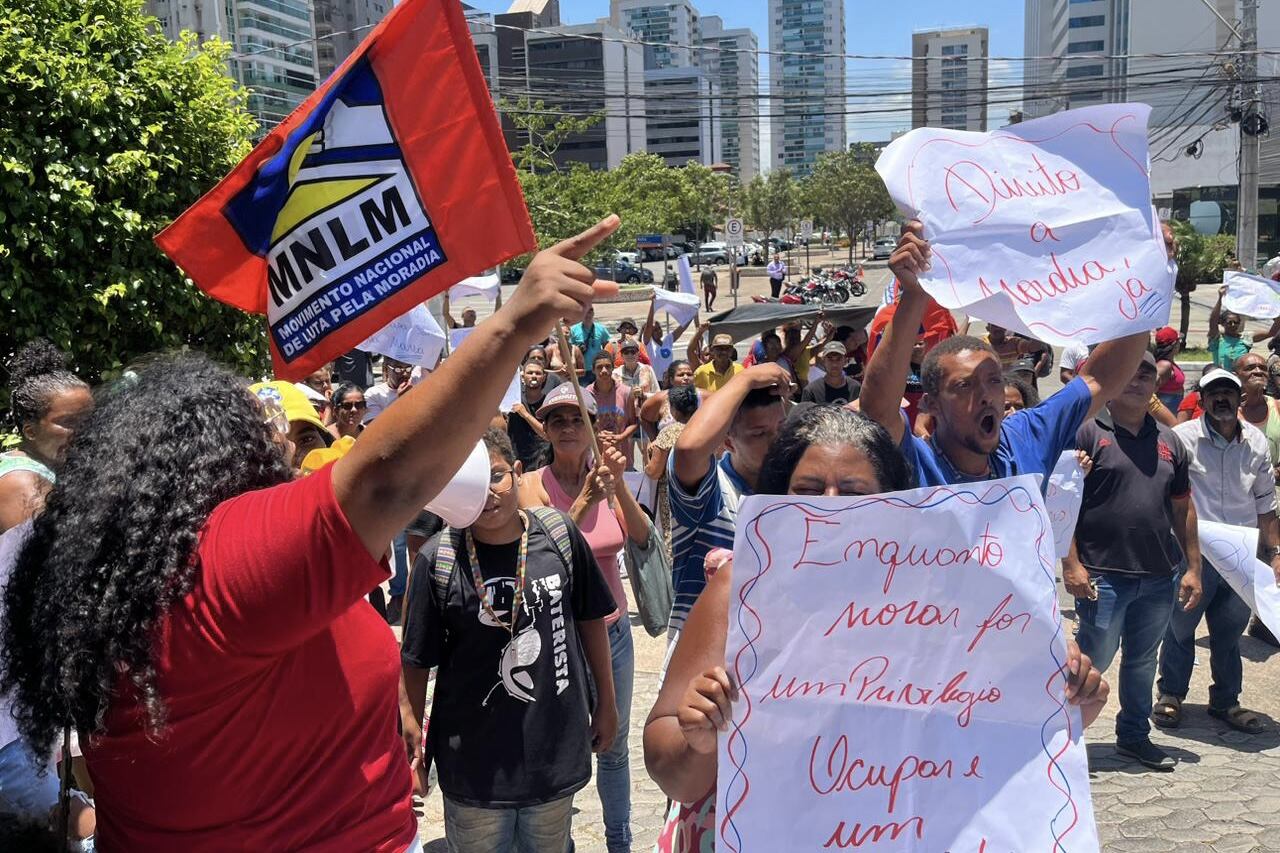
249;380;329;434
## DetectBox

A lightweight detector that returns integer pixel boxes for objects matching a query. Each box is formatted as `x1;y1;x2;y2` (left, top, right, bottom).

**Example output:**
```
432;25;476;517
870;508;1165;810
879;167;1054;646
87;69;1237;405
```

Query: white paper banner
652;285;700;328
449;326;476;353
1045;451;1085;559
1222;270;1280;320
357;304;446;368
875;103;1172;346
1197;520;1280;639
719;478;1098;852
449;273;501;302
498;369;521;414
677;255;696;296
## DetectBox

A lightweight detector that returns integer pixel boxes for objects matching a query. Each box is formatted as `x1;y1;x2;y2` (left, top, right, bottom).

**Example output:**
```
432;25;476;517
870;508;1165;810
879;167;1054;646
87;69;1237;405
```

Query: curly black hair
757;405;913;496
6;338;86;431
0;352;292;756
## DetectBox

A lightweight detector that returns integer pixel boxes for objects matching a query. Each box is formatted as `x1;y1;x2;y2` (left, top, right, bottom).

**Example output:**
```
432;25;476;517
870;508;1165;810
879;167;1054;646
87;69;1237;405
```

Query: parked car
613;250;641;265
500;266;525;283
767;237;794;253
639;245;683;261
689;241;731;264
593;259;655;283
872;236;897;260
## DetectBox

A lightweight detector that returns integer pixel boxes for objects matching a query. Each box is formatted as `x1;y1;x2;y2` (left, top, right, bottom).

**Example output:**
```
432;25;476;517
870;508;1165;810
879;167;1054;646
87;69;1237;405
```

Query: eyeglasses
338;400;367;412
489;468;516;494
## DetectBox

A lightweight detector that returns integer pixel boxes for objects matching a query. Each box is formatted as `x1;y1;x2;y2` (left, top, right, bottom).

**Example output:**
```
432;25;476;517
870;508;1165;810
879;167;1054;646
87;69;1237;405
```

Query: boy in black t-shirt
400;430;617;851
801;341;861;406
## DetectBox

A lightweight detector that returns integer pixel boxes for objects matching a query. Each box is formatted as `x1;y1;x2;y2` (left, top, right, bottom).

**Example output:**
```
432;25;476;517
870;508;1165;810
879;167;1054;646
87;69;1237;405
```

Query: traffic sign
799;219;813;240
636;233;665;249
725;217;744;247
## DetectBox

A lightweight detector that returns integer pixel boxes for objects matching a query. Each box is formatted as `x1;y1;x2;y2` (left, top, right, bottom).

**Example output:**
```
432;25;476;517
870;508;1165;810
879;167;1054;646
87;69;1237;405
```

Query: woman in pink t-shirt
520;381;651;853
0;217;622;852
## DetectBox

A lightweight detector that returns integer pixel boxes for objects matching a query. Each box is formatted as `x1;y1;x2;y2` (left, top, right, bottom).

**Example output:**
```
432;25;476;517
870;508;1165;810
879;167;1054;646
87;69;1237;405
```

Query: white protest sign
1045;451;1085;559
449;326;476;353
677;255;696;296
498;369;521;413
800;219;814;241
1222;270;1280;320
652;285;700;328
358;304;446;368
875;103;1172;345
449;273;501;302
1197;520;1280;639
719;478;1098;853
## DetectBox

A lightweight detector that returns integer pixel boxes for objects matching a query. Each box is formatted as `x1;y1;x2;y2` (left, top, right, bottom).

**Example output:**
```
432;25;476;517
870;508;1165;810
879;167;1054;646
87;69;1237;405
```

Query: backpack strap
431;527;462;610
523;506;575;570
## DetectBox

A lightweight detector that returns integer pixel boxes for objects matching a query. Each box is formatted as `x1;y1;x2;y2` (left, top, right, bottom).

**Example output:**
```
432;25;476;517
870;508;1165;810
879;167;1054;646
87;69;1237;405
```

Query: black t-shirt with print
400;511;616;807
801;376;861;406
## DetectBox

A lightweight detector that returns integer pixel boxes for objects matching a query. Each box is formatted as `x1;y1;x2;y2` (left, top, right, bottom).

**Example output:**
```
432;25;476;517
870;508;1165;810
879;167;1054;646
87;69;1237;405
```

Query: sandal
1151;694;1182;729
1208;705;1265;733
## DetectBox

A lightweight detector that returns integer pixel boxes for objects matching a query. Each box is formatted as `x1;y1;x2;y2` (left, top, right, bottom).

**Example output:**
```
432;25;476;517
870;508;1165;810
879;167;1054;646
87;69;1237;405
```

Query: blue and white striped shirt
666;452;750;635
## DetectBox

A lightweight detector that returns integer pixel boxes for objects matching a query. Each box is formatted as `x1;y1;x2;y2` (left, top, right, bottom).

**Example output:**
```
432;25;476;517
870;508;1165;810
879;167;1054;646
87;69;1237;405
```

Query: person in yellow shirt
693;334;743;392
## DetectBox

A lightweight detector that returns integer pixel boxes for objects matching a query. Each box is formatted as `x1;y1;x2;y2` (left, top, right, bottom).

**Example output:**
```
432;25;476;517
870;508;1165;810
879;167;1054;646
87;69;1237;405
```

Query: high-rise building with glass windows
610;0;700;70
313;0;390;81
768;0;846;175
700;15;760;179
911;27;989;131
146;0;321;129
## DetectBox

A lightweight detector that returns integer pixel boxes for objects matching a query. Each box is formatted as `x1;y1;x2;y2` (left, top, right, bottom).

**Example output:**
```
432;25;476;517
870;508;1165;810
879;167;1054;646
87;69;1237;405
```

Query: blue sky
469;0;1026;154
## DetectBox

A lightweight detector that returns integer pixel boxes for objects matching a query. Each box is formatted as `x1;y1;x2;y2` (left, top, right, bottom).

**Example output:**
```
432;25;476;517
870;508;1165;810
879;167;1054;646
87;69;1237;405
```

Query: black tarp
707;302;878;343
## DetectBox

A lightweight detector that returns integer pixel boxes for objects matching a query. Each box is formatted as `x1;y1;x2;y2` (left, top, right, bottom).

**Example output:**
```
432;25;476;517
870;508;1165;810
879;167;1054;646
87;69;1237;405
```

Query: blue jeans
443;794;574;853
0;737;58;819
1073;573;1176;742
389;531;409;598
596;619;634;853
1158;560;1253;710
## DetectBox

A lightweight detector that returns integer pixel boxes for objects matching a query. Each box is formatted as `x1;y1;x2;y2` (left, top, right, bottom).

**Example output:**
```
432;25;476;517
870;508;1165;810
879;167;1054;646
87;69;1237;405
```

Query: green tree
500;96;604;175
1;0;266;391
741;168;797;247
802;145;895;265
671;161;732;243
1169;220;1238;342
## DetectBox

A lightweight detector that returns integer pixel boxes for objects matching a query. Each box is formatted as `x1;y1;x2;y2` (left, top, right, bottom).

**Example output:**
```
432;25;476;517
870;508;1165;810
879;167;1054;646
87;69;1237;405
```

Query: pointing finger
549;214;622;261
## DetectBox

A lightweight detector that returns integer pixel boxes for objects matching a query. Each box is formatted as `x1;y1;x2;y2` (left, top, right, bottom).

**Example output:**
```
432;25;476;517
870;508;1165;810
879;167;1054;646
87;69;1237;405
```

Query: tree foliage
1;0;266;393
504;96;738;259
802;144;896;264
740;168;797;243
1169;219;1238;340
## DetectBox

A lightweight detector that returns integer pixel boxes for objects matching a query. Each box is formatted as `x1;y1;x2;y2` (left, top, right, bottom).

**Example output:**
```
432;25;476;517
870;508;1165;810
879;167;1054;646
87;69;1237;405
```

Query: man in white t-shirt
1060;340;1093;385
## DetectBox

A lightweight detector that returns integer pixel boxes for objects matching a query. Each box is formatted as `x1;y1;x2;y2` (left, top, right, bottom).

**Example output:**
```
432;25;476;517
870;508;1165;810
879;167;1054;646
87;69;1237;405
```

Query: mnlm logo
224;57;447;362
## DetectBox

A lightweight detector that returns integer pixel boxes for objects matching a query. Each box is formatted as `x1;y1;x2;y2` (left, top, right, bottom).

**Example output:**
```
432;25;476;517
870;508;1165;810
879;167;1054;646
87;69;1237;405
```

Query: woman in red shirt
0;217;621;852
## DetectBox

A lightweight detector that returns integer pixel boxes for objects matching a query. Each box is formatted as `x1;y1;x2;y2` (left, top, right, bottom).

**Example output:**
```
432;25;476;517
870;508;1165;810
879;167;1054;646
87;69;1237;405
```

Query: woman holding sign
643;405;1111;850
0;217;622;852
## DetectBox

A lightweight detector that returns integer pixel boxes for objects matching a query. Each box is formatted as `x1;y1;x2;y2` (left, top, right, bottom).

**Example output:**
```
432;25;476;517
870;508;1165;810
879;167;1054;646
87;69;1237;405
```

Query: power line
225;16;1280;65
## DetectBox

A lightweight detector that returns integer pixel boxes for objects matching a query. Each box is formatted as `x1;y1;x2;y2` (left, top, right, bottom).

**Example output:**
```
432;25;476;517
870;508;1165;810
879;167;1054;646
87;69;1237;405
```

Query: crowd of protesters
1;214;1277;853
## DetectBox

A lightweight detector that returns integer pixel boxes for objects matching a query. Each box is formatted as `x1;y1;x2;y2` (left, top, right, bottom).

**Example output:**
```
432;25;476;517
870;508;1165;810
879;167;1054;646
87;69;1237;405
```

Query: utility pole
1237;0;1260;270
